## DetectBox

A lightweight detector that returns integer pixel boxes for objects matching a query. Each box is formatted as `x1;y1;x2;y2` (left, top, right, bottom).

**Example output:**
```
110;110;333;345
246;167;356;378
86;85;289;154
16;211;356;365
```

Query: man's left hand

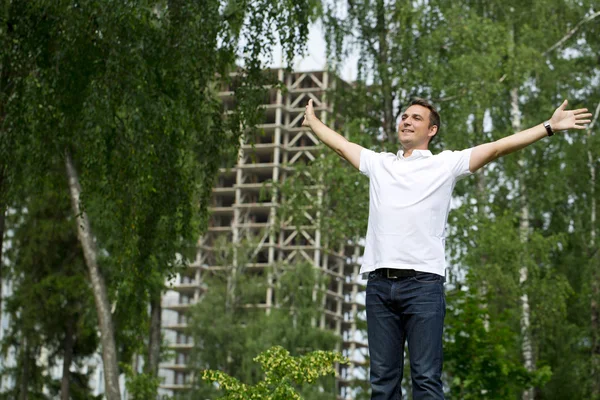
550;99;593;131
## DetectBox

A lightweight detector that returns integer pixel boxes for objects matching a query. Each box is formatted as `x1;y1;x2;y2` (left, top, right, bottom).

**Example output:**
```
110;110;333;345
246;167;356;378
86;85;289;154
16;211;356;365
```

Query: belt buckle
386;269;398;279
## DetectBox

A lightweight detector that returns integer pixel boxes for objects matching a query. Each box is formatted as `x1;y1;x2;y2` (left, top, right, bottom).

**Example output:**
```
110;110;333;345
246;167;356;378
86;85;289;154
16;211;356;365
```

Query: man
301;98;591;399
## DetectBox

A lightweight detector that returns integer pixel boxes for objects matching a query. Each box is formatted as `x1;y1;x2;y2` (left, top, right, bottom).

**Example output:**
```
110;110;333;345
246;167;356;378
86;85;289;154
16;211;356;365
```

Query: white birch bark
64;151;121;400
474;113;490;332
511;88;534;400
0;204;5;333
587;101;600;398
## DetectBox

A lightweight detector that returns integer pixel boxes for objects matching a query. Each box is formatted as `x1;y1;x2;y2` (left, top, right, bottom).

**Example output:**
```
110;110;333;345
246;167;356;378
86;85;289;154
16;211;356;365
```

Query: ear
428;125;438;137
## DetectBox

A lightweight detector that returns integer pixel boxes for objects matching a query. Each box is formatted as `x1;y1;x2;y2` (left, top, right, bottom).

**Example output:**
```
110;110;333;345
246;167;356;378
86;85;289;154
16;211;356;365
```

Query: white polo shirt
359;147;473;277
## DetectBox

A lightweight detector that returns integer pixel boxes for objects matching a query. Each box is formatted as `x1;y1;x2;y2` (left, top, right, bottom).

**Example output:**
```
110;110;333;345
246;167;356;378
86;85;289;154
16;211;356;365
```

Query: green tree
202;346;347;400
183;236;341;399
315;1;600;398
1;0;316;397
437;3;599;398
1;169;99;400
444;287;551;399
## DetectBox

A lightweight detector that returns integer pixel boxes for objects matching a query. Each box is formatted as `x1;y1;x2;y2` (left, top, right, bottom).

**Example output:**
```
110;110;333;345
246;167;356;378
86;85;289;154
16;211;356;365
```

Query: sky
267;22;358;82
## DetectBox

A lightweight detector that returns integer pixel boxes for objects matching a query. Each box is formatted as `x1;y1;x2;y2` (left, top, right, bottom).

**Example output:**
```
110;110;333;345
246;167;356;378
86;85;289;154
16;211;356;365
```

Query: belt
378;268;417;279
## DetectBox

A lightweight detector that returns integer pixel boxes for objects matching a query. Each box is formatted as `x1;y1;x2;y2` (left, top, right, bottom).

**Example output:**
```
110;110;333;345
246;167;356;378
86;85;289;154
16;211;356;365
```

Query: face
397;105;438;148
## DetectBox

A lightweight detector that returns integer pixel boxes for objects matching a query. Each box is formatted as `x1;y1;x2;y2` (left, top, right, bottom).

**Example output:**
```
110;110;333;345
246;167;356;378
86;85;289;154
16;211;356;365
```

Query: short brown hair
410;98;440;143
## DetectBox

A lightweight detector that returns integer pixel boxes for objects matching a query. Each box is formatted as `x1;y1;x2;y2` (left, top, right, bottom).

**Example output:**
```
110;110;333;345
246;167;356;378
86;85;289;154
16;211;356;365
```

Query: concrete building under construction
159;69;368;399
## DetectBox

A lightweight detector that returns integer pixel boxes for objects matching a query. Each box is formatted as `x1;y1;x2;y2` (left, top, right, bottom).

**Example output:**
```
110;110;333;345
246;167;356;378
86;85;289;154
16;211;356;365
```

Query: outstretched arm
302;99;363;170
469;100;592;173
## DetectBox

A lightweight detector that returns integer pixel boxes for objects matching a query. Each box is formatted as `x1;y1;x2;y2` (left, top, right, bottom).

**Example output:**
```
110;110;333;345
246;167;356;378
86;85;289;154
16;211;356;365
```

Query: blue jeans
366;270;446;400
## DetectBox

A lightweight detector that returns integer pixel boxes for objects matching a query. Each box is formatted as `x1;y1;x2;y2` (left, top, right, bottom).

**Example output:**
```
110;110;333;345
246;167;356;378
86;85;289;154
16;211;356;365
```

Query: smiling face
398;104;438;149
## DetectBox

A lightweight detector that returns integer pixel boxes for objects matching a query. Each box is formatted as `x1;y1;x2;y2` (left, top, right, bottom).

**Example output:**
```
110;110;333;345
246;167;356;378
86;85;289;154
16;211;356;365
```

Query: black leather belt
378;268;417;279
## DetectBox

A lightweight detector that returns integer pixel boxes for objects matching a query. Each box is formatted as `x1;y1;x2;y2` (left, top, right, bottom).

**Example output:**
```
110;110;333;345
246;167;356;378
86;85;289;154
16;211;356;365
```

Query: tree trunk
146;291;162;376
587;101;600;398
511;88;534;400
474;111;490;331
0;201;5;330
18;335;29;400
64;151;121;400
592;244;600;399
593;255;600;399
60;317;75;400
376;0;396;143
1;13;12;334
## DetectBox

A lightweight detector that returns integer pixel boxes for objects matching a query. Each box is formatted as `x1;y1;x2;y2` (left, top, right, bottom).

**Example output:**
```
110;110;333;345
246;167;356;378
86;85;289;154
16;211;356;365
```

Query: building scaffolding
160;69;367;398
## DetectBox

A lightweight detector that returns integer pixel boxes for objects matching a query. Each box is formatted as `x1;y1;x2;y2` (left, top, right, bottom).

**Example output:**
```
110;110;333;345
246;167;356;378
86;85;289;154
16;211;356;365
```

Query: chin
398;137;410;146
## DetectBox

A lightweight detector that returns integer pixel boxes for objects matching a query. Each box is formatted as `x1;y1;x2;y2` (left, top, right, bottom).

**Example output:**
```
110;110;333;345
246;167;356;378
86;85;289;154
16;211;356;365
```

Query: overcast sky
267;23;358;82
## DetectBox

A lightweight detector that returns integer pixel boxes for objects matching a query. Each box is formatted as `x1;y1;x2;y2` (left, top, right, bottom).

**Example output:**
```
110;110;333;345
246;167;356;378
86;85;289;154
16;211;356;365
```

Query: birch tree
1;171;98;400
2;0;315;397
317;1;599;398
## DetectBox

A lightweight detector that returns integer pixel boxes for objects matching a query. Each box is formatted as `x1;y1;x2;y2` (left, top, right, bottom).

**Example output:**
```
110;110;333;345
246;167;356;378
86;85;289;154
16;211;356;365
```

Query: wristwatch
543;120;554;136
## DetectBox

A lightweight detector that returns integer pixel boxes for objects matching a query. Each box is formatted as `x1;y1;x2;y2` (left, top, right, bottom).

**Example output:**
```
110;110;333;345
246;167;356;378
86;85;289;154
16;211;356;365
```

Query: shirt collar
397;149;433;160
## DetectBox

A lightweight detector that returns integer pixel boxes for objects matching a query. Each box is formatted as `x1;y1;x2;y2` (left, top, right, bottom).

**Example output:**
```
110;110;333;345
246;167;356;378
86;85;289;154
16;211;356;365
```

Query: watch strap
544;120;554;136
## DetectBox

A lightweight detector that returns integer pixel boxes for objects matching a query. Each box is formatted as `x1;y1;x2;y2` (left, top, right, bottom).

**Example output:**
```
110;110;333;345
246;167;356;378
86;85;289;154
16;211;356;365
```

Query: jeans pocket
413;273;441;284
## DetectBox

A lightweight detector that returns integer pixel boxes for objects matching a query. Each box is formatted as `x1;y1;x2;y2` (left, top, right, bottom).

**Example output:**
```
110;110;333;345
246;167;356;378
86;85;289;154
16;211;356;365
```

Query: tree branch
587;100;600;134
430;88;469;104
586;100;600;248
543;11;600;56
65;151;121;400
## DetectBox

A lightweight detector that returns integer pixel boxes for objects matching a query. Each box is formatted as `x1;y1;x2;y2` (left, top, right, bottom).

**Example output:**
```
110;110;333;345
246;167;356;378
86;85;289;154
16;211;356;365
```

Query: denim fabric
366;270;446;400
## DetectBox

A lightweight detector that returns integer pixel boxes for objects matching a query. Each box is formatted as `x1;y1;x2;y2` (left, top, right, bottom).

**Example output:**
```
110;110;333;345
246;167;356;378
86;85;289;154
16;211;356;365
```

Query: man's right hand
302;99;315;127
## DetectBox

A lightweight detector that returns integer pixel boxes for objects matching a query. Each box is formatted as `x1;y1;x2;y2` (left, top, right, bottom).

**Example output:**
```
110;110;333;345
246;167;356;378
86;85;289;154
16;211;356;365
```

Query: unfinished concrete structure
160;69;367;398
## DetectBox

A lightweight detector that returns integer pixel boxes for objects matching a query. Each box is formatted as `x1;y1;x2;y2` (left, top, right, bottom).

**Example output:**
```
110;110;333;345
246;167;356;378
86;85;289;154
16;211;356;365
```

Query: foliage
121;365;163;400
444;287;551;399
202;346;348;400
182;236;341;399
1;0;317;396
1;0;599;397
312;0;600;398
276;137;371;246
0;168;98;398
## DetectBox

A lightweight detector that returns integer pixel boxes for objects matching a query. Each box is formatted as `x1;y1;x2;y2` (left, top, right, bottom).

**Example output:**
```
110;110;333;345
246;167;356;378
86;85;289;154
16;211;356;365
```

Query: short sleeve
440;148;473;180
359;148;379;178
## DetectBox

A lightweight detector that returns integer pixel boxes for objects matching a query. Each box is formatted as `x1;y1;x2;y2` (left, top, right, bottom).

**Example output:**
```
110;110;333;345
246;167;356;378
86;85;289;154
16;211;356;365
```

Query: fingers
571;119;591;130
304;99;314;115
572;108;590;115
559;99;568;110
303;99;314;127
